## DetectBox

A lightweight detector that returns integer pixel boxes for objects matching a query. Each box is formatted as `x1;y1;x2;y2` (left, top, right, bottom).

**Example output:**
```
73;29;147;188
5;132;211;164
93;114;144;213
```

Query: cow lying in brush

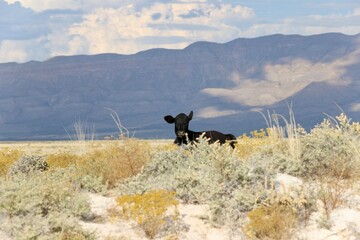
164;111;237;148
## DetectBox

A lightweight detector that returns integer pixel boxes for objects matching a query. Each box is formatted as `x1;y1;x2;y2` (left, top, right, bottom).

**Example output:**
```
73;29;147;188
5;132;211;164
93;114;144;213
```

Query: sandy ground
80;193;232;240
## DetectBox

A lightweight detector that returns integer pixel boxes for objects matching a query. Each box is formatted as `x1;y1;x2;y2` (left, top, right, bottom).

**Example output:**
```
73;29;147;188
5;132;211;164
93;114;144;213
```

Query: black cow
164;111;237;148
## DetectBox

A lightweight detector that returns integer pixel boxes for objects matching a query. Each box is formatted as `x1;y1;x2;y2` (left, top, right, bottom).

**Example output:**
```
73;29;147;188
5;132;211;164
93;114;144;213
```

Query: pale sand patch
81;193;233;240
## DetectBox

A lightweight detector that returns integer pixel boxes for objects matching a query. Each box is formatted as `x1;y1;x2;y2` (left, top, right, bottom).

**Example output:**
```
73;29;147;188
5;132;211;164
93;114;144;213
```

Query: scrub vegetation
0;113;359;239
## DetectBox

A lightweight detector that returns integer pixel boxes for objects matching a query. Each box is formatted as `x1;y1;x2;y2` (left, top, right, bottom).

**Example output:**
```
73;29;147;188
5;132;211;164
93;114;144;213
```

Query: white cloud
54;2;254;56
4;0;126;11
197;107;240;119
5;0;77;11
0;37;51;63
0;40;28;62
241;10;360;38
351;103;360;112
352;8;360;16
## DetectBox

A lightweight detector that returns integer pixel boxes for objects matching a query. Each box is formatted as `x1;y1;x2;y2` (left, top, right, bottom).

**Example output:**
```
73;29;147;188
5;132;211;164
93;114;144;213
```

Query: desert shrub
236;129;270;160
120;136;250;199
247;113;360;228
0;148;23;176
243;203;298;240
243;182;308;240
300;116;359;221
247;139;303;183
242;122;304;182
110;189;179;239
47;152;78;169
317;178;353;220
74;170;107;193
8;154;48;175
299;114;360;180
313;170;356;222
118;136;258;227
0;168;93;239
76;138;151;189
152;142;179;153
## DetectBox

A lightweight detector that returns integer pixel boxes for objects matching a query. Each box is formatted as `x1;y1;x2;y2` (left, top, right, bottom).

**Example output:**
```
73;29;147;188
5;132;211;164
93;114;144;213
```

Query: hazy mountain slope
0;33;359;140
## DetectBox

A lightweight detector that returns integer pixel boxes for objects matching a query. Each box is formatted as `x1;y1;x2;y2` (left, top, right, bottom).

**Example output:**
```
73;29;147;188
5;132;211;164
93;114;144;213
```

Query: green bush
0;168;94;239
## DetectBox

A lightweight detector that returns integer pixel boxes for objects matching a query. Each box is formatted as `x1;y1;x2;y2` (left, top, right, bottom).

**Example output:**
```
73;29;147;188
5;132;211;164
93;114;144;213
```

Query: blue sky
0;0;359;63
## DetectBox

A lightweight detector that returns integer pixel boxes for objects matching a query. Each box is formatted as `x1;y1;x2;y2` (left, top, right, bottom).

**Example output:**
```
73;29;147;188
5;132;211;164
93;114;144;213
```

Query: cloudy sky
1;0;359;63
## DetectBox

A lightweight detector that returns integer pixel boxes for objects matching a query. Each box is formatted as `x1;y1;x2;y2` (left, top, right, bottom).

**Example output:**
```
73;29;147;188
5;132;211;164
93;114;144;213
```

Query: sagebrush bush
110;189;179;239
300;114;360;180
0;148;23;176
8;154;49;175
246;113;360;232
0;168;93;239
118;136;258;227
247;139;302;183
245;113;360;183
44;152;105;193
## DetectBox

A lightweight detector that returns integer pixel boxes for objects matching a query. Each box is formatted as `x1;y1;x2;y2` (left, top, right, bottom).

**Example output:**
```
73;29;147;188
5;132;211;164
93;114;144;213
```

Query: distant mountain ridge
0;33;359;140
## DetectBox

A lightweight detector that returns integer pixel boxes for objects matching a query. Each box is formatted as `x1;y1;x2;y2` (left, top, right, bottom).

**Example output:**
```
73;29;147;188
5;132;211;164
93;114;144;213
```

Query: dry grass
244;203;299;240
0;148;23;175
47;152;79;169
0;139;171;155
77;139;152;188
0;139;170;189
0;140;113;155
110;189;179;239
235;129;270;160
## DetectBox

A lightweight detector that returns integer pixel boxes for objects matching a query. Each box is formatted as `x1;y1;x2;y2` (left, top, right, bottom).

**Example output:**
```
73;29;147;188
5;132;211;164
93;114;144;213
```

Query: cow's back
202;131;227;144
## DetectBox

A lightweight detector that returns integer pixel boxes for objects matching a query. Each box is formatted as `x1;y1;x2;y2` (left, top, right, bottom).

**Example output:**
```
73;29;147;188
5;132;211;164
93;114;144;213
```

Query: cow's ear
188;111;193;121
164;115;175;124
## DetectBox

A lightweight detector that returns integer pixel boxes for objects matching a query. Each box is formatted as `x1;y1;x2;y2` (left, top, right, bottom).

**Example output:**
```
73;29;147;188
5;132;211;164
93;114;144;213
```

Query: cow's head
164;111;193;138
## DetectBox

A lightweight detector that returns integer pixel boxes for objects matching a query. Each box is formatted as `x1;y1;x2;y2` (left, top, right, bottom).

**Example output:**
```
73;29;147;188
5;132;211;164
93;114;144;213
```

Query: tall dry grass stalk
73;120;96;141
257;103;302;160
65;118;96;154
65;118;96;142
105;107;134;138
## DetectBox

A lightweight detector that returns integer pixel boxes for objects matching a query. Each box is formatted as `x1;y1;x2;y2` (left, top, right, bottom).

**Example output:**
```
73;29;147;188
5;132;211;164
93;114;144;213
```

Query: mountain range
0;33;359;140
